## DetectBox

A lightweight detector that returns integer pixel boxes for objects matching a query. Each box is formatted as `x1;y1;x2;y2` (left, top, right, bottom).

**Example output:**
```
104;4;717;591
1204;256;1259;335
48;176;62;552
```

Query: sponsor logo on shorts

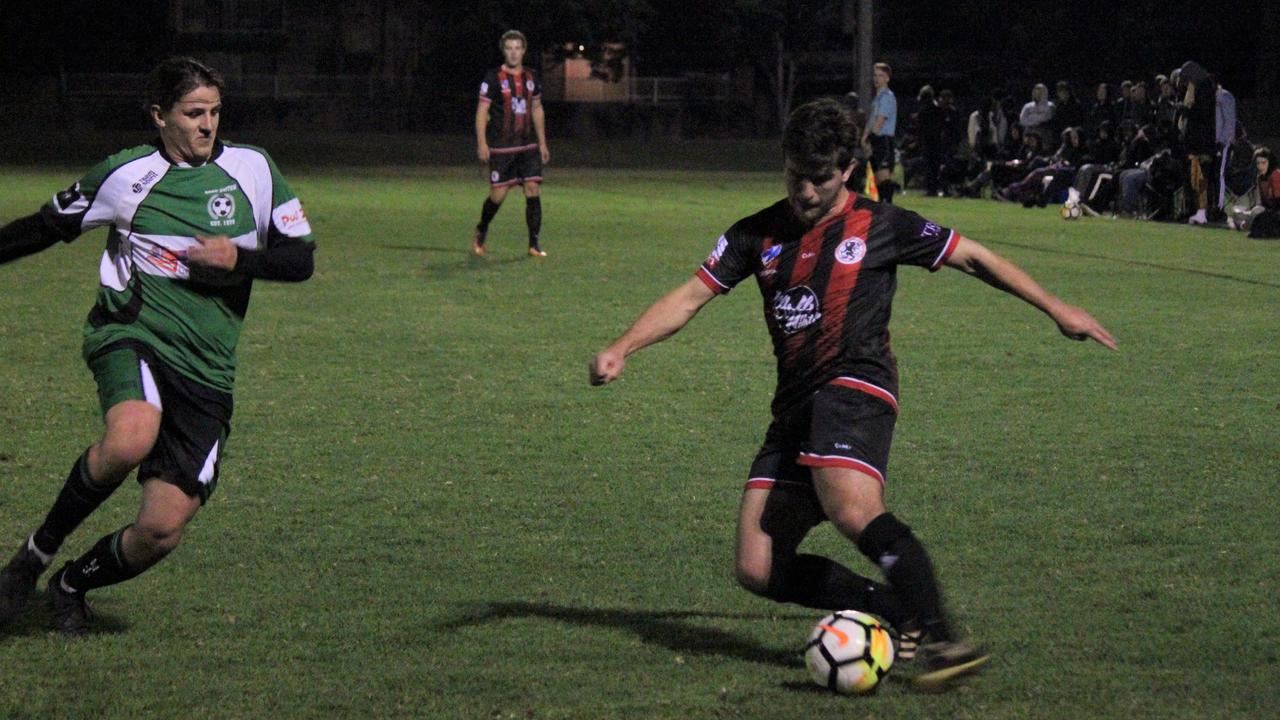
773;285;821;334
491;170;500;183
835;236;866;265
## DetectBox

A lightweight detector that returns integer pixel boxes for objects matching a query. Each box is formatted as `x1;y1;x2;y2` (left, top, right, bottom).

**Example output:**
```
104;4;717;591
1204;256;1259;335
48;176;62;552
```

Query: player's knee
826;505;881;540
132;519;185;557
96;436;154;477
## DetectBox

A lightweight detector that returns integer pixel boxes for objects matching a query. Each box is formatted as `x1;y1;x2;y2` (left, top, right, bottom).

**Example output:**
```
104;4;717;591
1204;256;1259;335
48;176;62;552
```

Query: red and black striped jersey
696;193;960;418
478;66;542;150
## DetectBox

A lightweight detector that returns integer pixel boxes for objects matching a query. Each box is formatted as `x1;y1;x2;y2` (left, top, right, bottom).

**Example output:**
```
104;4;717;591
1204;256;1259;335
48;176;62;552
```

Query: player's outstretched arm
944;236;1117;349
589;276;718;386
0;211;70;266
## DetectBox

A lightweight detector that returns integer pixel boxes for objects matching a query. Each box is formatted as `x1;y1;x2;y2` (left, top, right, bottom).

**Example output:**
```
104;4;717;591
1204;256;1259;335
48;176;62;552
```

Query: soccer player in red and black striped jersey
590;99;1115;690
473;29;551;258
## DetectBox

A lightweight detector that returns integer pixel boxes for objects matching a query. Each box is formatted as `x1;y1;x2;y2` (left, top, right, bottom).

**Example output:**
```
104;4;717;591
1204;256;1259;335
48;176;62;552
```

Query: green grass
1;162;1278;719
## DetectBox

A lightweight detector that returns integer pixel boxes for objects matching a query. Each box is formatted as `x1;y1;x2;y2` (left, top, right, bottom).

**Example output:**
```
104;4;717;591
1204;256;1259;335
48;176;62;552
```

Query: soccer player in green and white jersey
0;57;315;634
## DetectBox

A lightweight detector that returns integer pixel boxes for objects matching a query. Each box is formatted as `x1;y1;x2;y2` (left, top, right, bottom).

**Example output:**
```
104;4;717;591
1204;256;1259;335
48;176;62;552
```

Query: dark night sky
0;1;1267;98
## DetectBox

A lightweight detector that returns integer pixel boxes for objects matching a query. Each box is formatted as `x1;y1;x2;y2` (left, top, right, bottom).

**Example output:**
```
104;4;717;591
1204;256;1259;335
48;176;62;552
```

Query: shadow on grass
0;593;131;640
438;601;806;669
379;244;529;282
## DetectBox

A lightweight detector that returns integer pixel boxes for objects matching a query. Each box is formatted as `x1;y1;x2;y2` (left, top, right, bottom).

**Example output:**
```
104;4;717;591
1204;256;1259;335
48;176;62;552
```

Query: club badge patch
835;236;866;265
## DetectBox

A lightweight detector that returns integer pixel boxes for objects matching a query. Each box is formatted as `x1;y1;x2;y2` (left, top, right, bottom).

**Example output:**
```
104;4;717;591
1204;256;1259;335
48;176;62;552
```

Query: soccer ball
1061;200;1082;220
804;610;895;694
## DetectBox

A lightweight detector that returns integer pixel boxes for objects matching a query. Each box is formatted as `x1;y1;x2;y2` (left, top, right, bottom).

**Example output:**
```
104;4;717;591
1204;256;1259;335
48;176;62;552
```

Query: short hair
1254;146;1275;169
873;62;892;77
500;29;527;49
146;56;223;113
782;98;859;173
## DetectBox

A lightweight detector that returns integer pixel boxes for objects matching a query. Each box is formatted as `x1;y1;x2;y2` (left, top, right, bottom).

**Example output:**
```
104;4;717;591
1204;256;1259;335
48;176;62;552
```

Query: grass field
0;160;1277;719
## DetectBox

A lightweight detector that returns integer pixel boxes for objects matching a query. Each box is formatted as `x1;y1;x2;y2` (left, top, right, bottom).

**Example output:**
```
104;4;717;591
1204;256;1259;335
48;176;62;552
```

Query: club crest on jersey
207;193;235;226
526;79;535;92
835;236;866;265
706;236;728;268
501;79;510;91
760;245;782;266
773;286;822;334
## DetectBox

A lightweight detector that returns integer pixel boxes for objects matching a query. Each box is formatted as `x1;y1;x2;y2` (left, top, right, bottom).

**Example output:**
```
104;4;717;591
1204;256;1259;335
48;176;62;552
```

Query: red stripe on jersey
829;376;899;413
512;69;528;137
696;266;729;293
930;230;960;271
499;69;514;142
813;206;873;369
796;453;885;484
744;478;775;491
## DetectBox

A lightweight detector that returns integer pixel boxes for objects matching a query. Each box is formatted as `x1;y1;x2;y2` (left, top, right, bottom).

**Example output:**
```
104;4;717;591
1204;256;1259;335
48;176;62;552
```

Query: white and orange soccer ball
804;610;895;694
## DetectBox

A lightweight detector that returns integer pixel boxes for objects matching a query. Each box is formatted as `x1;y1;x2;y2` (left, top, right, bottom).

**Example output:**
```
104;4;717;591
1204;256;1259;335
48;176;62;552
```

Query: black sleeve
0;211;70;266
233;237;314;282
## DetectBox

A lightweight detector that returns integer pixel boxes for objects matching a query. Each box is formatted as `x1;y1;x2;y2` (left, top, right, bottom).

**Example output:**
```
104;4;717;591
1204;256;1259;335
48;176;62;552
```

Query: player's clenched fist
589;348;625;386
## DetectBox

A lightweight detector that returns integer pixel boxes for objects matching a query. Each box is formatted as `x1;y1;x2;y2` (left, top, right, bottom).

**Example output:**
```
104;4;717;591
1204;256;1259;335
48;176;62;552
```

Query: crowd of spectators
890;61;1280;239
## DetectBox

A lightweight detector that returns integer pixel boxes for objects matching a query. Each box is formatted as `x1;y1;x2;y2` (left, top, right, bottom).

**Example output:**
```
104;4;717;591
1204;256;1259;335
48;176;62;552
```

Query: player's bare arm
945;236;1117;349
589;276;717;386
475;101;490;162
532;96;550;164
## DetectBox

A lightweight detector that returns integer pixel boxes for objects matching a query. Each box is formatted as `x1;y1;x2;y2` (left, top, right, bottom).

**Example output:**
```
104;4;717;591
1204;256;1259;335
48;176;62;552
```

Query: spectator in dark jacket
1086;83;1116;137
1054;81;1085;136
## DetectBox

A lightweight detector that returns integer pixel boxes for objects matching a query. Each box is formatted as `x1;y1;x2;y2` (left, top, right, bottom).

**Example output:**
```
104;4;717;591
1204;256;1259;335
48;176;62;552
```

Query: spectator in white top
1215;78;1238;210
1019;83;1055;145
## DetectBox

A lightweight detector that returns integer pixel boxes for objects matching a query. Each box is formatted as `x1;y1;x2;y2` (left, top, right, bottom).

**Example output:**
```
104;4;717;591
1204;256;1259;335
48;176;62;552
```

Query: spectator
1116;123;1159;216
1086;83;1116;136
1154;75;1179;124
1054;81;1085;136
1215;78;1238;210
916;85;946;196
1121;82;1155;127
1226;144;1264;231
1178;60;1216;224
1248;147;1280;239
1114;80;1134;120
968;95;1007;159
1019;83;1056;146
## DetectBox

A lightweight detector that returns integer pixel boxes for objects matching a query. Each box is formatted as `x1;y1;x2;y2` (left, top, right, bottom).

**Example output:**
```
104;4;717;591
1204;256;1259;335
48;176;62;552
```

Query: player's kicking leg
812;466;988;689
0;399;158;628
735;479;912;627
47;478;201;634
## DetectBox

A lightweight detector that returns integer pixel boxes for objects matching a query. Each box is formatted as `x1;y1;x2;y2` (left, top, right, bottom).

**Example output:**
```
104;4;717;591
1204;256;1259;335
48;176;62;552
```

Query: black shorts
746;378;897;492
488;146;543;187
869;135;896;173
87;341;232;503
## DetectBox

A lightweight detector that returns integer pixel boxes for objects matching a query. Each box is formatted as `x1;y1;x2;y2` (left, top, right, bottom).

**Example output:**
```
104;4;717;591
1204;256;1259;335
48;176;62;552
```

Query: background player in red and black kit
589;99;1116;690
473;29;551;257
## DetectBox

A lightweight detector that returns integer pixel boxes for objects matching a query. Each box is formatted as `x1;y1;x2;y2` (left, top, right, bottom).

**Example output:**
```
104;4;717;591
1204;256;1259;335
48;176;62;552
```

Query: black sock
525;196;542;247
32;449;121;557
857;513;954;642
765;553;911;626
881;180;898;204
60;526;141;594
477;198;501;234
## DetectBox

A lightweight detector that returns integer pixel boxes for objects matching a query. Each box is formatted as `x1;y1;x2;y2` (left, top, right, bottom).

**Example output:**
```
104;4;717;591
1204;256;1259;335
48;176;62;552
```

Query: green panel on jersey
84;271;247;393
132;164;257;240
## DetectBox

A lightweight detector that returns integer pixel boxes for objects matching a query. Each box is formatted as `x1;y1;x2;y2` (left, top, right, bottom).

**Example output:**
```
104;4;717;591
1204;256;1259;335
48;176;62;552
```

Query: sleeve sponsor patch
272;197;312;238
705;235;728;268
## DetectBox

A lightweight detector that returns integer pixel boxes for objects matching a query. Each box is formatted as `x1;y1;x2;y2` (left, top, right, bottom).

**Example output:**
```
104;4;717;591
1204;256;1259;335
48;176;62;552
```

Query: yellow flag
864;164;880;201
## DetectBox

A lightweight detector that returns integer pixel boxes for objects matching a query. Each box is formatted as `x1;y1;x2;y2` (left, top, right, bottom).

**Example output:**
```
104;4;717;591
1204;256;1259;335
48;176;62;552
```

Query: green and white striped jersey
46;140;314;393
